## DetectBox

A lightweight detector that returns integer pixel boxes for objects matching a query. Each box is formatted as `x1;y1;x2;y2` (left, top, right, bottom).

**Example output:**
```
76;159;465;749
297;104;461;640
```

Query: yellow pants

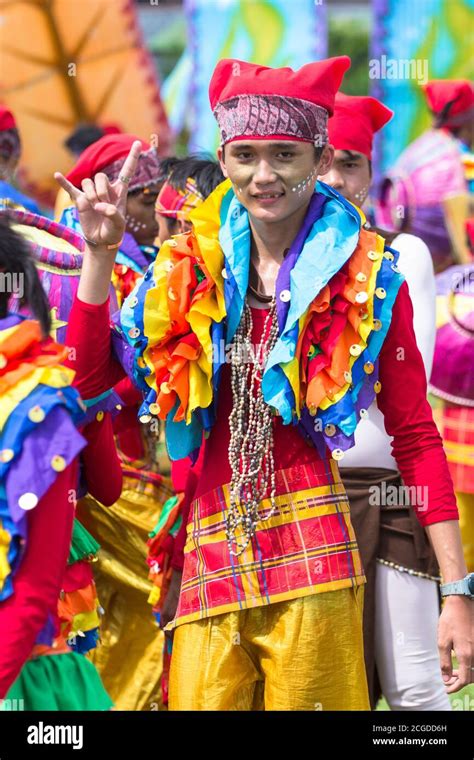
169;586;369;711
458;491;474;573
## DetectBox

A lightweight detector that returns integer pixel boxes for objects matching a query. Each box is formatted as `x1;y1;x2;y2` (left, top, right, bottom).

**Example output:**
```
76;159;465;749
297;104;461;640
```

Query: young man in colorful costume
320;92;451;710
56;56;473;711
379;79;474;273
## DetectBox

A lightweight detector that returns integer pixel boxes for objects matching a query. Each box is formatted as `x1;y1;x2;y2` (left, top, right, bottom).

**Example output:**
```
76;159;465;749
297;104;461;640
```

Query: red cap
209;57;351;145
0;106;17;132
423;80;474;128
328;92;393;160
66;133;150;187
101;122;123;136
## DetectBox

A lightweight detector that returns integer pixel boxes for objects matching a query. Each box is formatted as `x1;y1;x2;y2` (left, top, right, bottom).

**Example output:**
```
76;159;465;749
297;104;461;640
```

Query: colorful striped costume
115;179;404;627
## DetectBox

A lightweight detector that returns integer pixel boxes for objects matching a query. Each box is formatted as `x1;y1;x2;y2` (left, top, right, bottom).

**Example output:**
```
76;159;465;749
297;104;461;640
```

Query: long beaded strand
227;296;280;556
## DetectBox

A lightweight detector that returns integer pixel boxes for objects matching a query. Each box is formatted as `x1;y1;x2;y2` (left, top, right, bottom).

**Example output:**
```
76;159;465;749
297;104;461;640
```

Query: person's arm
170;470;197;574
378;281;458;526
161;446;206;632
0;463;77;697
160;471;196;631
378;282;472;691
65;295;125;400
80;415;123;506
424;522;470;692
436;146;471;264
55;141;142;307
57;141;142;398
170;444;205;573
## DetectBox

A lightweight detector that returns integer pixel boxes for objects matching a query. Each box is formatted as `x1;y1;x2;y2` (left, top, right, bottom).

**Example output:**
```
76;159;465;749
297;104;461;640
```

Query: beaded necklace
227;294;280;556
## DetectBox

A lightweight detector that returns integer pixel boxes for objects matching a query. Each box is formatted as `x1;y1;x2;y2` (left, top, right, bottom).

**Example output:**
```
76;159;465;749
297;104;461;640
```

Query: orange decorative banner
0;0;171;207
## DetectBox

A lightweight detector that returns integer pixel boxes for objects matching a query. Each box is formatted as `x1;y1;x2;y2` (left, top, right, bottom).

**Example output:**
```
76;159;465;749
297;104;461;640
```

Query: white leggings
374;563;451;711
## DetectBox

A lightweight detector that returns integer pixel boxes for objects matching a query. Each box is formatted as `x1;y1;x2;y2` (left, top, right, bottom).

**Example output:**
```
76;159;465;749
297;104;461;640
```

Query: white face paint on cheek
126;213;146;233
229;155;317;203
290;167;317;196
354;185;369;204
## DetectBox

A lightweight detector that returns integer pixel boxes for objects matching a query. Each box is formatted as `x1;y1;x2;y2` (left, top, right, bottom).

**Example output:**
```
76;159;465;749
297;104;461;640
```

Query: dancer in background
0;218;120;709
155;155;224;242
429;261;474;575
61;133;167;306
0;106;43;215
379;80;473;273
54;122;112;221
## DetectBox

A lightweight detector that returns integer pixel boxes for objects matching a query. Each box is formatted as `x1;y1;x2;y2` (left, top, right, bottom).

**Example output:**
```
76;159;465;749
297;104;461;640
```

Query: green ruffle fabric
5;653;113;711
67;518;100;565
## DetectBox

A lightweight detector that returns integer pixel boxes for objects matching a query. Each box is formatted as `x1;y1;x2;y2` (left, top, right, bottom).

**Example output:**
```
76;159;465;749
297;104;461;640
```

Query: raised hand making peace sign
55;140;142;250
54;139;143;304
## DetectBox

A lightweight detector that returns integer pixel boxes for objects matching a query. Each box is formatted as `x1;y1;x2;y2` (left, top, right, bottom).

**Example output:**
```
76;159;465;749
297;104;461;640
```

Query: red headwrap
422;80;474;128
209;56;351;145
0;106;16;132
328;92;393;160
66;133;161;192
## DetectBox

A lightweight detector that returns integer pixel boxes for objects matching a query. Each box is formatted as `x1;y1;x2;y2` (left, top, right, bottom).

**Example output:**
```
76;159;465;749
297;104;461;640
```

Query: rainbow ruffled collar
119;180;404;460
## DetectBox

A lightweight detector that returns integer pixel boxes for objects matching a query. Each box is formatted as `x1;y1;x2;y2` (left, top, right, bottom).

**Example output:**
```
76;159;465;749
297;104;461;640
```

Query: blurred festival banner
162;50;194;137
0;0;171;207
371;0;474;176
183;0;328;153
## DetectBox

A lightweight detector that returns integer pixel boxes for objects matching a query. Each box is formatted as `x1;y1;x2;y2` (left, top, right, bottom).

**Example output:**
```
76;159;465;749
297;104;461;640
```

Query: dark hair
0;127;21;161
158;156;181;181
432;95;460;129
167;155;225;199
64;124;105;154
0;215;51;335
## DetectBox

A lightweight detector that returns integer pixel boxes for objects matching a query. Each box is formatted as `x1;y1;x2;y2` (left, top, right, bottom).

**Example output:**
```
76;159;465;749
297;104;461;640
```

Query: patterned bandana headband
213;94;329;146
102;147;162;193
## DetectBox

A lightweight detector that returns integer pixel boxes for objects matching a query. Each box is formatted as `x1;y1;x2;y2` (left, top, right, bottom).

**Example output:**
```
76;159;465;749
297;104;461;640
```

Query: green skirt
6;652;114;711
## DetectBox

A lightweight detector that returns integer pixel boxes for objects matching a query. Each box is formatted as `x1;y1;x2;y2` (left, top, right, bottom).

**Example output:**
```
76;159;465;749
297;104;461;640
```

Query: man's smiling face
218;139;334;224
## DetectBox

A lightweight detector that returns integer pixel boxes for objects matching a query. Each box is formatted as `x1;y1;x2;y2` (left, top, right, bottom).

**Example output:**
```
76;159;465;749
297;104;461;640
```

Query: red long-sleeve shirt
0;463;77;697
80;414;123;506
66;283;458;575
